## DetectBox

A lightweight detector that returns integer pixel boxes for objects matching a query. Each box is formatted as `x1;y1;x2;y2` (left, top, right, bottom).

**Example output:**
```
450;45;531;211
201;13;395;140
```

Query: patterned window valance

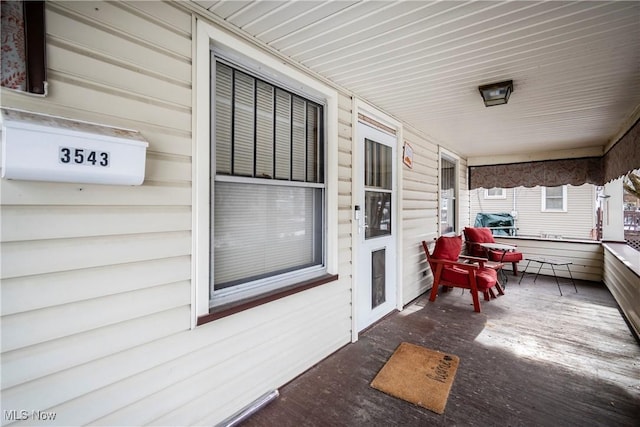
1;1;46;94
469;119;639;189
603;119;640;184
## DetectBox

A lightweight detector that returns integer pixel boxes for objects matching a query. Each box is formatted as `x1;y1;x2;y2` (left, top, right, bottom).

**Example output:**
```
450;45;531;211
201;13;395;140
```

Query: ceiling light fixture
479;80;513;107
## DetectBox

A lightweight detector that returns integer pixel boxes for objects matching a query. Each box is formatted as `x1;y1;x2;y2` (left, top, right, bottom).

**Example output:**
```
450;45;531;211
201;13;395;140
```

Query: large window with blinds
211;59;326;305
440;155;457;234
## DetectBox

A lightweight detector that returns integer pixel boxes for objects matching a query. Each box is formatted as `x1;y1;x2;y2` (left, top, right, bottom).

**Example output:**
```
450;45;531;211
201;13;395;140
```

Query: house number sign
59;146;110;167
2;107;148;185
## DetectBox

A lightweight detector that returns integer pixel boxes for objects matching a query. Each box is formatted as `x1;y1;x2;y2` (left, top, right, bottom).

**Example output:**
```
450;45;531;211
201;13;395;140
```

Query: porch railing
624;210;640;250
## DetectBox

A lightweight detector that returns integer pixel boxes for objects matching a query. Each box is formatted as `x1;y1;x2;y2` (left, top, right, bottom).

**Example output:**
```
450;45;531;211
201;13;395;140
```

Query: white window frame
484;188;506;199
193;20;339;326
439;148;460;235
541;185;568;212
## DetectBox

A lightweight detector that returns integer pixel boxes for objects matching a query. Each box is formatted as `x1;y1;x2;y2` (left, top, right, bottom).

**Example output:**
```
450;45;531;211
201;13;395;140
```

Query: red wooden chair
422;236;504;313
463;227;523;275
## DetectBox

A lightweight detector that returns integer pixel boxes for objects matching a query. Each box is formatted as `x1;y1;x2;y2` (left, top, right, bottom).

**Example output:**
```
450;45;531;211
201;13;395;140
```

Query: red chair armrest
458;255;487;268
429;257;482;271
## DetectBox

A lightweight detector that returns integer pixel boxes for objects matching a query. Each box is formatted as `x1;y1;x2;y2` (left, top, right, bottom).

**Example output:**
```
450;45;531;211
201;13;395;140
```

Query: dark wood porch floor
242;274;640;427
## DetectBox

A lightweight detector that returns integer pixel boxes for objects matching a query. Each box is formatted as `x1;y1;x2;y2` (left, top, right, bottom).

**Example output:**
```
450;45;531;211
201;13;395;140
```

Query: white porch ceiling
191;1;640;162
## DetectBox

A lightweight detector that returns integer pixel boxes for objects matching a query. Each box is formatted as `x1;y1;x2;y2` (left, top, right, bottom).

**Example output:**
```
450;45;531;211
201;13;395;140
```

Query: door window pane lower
371;249;386;309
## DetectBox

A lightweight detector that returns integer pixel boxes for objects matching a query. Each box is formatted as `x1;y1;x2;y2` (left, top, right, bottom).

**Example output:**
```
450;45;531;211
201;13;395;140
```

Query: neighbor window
440;155;457;234
210;59;326;307
542;185;567;212
484;188;506;199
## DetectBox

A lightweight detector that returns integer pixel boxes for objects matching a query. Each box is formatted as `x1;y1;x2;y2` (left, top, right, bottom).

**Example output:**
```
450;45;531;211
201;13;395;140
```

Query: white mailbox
1;108;148;185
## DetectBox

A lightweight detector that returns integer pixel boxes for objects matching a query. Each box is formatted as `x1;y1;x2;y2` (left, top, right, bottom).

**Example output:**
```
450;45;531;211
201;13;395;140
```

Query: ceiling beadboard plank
277;0;433;58
207;0;253;19
348;16;638;95
262;1;379;46
315;2;625;79
192;1;218;11
254;1;361;44
225;1;286;29
195;0;640;158
295;1;515;66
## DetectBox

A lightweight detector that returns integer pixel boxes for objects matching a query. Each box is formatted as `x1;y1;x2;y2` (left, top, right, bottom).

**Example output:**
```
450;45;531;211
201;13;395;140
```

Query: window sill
197;273;339;326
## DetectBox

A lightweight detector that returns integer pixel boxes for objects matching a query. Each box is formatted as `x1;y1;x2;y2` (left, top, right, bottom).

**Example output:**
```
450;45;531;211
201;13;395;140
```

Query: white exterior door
356;121;397;332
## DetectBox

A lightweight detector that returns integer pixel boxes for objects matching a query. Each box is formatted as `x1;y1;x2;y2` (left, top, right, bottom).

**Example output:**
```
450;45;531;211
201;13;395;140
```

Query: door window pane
365;138;391;189
365;191;391;239
364;138;392;239
371;249;386;309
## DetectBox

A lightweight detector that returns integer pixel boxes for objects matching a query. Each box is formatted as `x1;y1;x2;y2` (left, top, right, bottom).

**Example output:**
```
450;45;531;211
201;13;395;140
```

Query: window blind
213;182;322;289
215;62;323;183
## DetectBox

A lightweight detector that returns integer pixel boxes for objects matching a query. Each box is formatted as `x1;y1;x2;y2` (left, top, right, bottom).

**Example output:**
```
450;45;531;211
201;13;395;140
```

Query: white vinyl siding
1;4;352;426
471;187;514;217
520;185;594;240
0;2;476;425
400;128;441;303
470;184;596;241
603;244;640;338
494;237;603;281
399;130;469;305
1;1;194;425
